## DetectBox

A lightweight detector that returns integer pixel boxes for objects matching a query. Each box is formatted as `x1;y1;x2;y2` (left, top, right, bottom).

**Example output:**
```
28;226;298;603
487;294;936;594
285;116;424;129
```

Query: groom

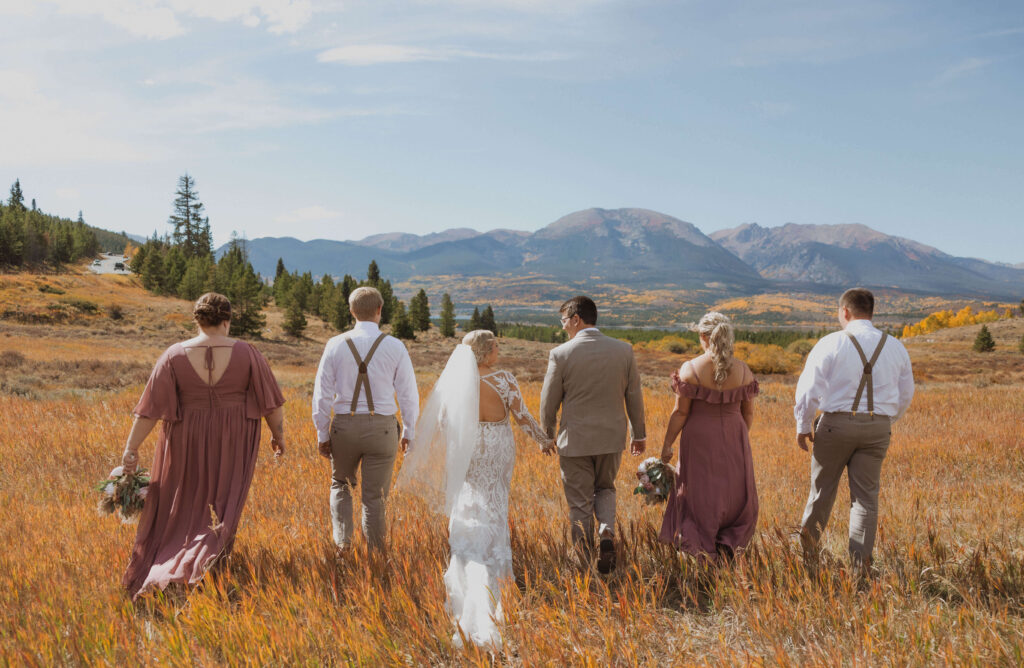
541;296;646;573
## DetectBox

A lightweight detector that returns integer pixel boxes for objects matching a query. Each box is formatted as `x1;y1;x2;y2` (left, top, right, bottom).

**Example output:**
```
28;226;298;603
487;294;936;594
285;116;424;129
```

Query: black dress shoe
597;538;616;574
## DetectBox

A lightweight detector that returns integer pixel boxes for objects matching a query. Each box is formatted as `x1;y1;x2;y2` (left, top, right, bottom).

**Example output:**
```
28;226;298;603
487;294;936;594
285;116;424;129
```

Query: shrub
734;341;801;374
785;338;817;358
58;297;99;314
1018;333;1024;354
0;350;26;368
108;304;125;320
37;284;65;295
640;335;697;355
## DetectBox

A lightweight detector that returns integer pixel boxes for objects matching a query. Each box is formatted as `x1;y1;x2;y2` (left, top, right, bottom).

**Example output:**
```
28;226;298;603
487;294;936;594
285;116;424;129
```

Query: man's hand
630;439;646;456
540;439;556;456
318;440;332;459
797;432;814;452
400;438;410;454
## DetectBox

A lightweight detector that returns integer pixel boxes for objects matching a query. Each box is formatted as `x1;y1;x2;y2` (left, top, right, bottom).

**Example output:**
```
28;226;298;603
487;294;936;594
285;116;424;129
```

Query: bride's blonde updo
193;292;232;327
463;330;497;365
696;311;734;386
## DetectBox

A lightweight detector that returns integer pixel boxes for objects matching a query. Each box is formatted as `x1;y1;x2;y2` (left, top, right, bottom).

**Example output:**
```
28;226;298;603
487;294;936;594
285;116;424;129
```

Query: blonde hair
349;286;384;321
696;311;734;386
193;292;231;327
462;329;497;364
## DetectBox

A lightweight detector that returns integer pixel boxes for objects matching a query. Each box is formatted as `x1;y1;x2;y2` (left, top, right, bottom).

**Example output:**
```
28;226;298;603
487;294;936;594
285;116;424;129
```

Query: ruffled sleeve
133;345;180;422
670;371;759;403
244;342;285;420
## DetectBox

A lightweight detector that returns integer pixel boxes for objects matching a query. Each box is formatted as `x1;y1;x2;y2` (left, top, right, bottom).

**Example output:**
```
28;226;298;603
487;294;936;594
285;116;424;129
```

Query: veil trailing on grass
396;344;479;516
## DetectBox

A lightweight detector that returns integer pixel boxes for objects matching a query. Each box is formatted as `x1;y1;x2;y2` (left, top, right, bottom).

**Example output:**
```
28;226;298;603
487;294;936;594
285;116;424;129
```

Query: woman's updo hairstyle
462;330;497;365
193;292;232;327
696;311;734;386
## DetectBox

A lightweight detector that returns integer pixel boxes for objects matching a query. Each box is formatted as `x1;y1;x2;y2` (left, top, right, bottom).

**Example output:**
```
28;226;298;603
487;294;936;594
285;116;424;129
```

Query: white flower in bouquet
633;457;674;505
95;465;151;523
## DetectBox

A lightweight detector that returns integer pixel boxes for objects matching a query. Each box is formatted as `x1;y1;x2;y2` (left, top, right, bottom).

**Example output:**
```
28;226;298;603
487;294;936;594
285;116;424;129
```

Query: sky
0;0;1022;263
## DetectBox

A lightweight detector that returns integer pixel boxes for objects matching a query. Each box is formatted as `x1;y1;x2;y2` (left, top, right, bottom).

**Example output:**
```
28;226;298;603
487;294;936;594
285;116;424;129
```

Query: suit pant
559;451;623;546
800;412;891;567
329;413;400;550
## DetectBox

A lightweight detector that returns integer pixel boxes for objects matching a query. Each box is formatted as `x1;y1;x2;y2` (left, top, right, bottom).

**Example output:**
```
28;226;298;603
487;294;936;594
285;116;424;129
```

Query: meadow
1;272;1023;665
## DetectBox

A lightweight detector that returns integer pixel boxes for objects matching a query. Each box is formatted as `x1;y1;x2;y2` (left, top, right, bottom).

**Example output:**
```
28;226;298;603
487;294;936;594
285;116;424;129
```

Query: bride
398;330;554;650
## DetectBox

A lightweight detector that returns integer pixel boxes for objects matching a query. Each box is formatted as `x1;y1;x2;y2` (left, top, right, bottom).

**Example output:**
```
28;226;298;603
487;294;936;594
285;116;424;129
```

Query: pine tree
439;293;456;337
480;305;497;334
141;246;165;292
283;284;308;337
8;179;25;212
178;255;212;300
391;300;415;340
331;275;357;331
409;289;431;331
217;240;266;337
31;199;36;211
468;306;482;331
973;325;995;352
169;174;211;258
275;258;286;281
378;279;396;324
367;260;381;284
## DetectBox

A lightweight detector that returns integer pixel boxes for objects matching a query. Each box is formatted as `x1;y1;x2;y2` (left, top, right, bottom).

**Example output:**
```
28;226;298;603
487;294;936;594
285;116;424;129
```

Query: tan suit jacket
540;329;646;457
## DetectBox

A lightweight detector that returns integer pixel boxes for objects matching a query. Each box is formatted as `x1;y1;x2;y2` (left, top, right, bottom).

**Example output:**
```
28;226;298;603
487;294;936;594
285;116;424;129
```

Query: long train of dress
444;370;548;649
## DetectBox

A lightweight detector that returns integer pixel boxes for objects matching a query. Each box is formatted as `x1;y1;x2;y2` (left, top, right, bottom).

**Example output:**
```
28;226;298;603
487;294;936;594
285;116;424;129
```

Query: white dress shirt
312;321;419;443
794;319;915;435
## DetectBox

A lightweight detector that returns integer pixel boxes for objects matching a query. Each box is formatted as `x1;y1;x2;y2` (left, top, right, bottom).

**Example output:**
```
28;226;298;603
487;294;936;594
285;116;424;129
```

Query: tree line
0;179;125;269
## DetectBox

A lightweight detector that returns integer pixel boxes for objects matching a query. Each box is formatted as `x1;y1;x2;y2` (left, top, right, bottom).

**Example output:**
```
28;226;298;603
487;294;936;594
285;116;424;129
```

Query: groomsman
794;288;914;575
312;287;419;553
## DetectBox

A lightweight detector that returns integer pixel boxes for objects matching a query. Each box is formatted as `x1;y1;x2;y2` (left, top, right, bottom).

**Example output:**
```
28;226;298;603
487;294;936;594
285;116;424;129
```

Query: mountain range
220;208;1024;300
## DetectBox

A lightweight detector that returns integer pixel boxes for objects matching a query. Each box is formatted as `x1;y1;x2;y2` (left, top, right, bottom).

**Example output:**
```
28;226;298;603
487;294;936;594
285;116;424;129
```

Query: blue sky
1;0;1021;262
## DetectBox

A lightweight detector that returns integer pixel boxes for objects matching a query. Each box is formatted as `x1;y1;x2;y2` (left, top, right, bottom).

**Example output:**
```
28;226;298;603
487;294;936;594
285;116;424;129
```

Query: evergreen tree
283;284;308;337
468;306;482;331
164;246;187;293
439;293;456;338
367;259;381;284
973;325;995;352
275;258;286;281
141;246;165;292
480;305;497;334
217;240;266;336
178;255;212;300
331;275;357;331
8;179;25;212
130;243;148;274
31;199;36;211
409;289;431;331
378;279;396;324
391;300;415;340
169;174;211;258
1019;333;1024;354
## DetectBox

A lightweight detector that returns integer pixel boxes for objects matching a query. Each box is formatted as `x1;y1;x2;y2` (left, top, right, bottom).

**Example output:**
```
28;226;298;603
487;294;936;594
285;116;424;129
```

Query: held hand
121;448;139;474
318;440;332;459
797;432;814;452
540;439;556;456
270;436;285;459
630;439;646;456
400;438;410;454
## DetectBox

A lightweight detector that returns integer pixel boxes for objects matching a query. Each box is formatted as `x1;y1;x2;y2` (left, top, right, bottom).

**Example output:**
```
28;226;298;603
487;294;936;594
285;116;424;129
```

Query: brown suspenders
345;332;388;415
845;331;888;416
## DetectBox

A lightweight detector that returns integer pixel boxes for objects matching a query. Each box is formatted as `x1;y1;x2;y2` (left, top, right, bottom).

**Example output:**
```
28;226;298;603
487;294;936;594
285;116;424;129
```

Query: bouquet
95;466;150;523
633;457;674;505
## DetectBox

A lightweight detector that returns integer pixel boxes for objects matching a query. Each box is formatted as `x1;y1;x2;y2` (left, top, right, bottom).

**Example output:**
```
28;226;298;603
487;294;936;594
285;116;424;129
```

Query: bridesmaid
119;292;286;599
659;312;759;561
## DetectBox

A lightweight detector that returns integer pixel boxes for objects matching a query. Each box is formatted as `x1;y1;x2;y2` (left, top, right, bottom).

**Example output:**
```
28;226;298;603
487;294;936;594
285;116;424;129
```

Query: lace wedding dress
445;369;549;650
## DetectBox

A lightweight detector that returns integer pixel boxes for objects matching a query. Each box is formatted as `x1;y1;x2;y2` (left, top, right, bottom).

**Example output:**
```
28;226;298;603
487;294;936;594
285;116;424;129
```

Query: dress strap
846;331;887;414
346;332;388;415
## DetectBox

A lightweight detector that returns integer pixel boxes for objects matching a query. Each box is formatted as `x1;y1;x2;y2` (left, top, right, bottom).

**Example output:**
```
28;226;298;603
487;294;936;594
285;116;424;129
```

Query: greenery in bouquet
95;466;150;523
633;457;674;505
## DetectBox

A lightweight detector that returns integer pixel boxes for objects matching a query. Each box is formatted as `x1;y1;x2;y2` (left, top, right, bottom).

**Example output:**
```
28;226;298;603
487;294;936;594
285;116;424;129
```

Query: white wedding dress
445;369;549;650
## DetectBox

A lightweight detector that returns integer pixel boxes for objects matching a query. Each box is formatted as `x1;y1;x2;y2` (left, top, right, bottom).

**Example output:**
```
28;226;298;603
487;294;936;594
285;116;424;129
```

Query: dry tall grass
1;366;1022;664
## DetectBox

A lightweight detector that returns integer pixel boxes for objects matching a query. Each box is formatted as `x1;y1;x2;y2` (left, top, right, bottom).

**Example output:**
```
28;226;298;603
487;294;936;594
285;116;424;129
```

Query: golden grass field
2;270;1023;665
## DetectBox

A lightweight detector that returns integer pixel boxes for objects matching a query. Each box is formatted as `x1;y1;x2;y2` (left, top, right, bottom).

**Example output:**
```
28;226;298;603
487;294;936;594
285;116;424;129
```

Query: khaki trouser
800;412;891;568
559;451;623;546
329;413;400;551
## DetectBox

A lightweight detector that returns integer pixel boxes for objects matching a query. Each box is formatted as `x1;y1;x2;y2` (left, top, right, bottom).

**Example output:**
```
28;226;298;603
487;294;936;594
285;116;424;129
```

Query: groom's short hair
560;295;598;326
349;286;384;321
840;288;874;319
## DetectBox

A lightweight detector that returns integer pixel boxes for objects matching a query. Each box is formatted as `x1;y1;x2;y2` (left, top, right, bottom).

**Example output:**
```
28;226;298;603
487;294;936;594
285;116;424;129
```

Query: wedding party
111;286;914;651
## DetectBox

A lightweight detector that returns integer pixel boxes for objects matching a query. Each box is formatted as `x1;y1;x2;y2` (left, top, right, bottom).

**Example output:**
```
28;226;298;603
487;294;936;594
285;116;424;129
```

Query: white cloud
317;43;568;65
36;0;313;39
933;57;993;85
275;205;342;223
